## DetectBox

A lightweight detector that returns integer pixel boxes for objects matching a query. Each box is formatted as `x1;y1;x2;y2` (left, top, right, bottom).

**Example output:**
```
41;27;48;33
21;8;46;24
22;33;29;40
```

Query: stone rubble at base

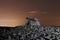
0;25;60;40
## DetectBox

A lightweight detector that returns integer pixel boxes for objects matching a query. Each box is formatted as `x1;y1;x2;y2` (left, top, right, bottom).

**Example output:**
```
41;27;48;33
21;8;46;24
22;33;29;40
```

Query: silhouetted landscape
0;17;60;40
0;25;60;40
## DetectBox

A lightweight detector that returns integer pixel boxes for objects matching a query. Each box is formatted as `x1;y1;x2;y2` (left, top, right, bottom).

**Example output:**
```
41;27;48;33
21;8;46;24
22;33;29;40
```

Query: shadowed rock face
0;25;40;40
0;26;60;40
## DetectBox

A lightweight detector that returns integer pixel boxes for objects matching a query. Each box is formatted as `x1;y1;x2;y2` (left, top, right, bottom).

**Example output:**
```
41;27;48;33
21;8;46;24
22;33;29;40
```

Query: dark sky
0;0;60;26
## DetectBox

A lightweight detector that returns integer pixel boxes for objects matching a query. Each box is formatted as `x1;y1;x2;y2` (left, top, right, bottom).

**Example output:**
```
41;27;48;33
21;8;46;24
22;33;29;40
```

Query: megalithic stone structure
25;17;41;27
33;18;40;27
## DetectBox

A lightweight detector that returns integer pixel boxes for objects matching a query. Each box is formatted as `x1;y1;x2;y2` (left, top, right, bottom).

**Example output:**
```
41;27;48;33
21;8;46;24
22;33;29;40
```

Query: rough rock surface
0;26;60;40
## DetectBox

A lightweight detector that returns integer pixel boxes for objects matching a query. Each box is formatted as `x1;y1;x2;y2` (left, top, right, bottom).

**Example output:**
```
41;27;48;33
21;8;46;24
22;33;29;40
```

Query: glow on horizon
0;19;25;27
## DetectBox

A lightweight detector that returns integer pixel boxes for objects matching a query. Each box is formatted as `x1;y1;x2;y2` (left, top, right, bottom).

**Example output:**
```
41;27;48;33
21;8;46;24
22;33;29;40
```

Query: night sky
0;0;60;26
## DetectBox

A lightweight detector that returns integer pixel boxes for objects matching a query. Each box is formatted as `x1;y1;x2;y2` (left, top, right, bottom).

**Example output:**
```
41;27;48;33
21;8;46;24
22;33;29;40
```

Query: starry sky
0;0;60;26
